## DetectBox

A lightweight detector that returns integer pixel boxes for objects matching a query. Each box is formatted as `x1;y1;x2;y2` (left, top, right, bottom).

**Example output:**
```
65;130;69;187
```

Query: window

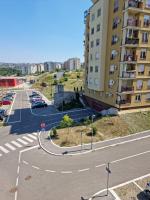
146;93;150;101
112;35;119;45
97;24;100;32
91;41;94;48
91;28;94;35
109;65;116;74
91;13;95;21
90;54;93;61
108;79;115;88
144;15;150;27
146;0;150;8
95;52;100;60
113;17;120;29
94;79;99;86
95;66;99;72
135;94;141;102
138;65;145;75
148;80;150;89
97;8;101;17
96;39;100;46
142;32;149;43
90;66;93;72
111;50;118;60
89;78;93;84
140;49;147;60
136;80;143;90
114;0;119;12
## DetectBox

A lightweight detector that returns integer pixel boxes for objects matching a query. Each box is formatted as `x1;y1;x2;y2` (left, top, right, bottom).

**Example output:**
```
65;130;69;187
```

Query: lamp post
81;131;83;151
91;114;95;150
106;162;111;196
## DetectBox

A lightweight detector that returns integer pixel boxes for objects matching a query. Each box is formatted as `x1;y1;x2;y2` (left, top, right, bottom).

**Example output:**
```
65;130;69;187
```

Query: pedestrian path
0;132;37;157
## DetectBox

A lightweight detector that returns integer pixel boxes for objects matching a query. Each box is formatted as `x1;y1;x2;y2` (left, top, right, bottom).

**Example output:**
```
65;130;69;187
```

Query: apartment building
84;0;150;110
64;58;81;71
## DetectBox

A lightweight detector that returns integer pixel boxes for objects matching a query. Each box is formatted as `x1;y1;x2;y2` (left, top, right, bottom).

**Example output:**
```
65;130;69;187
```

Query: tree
60;115;74;134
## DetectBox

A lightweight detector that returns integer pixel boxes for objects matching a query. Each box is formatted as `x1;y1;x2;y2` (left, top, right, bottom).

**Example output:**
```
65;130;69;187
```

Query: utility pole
106;162;111;196
81;131;83;151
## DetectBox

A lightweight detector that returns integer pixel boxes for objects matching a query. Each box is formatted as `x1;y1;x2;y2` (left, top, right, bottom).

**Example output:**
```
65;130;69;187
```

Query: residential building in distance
44;62;55;72
64;58;81;71
84;0;150;111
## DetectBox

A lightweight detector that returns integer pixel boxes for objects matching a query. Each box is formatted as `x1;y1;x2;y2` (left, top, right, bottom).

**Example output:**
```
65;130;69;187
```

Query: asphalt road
0;90;150;200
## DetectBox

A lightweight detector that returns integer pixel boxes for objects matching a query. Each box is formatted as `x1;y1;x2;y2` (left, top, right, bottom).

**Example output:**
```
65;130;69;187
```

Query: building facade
0;77;23;87
84;0;150;110
64;58;81;71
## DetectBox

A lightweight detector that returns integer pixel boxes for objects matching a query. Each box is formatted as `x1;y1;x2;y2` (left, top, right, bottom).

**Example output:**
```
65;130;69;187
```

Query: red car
0;100;12;105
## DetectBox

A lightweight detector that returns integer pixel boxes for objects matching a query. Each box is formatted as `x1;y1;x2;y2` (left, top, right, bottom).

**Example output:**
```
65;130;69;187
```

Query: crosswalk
0;132;37;157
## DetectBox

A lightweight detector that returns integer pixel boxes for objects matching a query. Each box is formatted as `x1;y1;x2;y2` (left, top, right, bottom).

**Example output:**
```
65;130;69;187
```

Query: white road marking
22;160;29;165
109;189;121;200
17;138;28;145
32;165;40;170
45;169;56;173
95;164;105;168
27;134;37;140
78;168;89;172
6;94;16;123
61;171;72;174
0;153;2;157
11;141;22;148
17;166;20;174
32;132;37;136
5;143;16;151
22;136;33;143
0;146;9;154
133;181;143;191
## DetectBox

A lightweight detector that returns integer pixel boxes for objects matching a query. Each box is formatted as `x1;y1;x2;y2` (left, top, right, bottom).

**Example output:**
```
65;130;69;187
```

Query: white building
64;58;81;71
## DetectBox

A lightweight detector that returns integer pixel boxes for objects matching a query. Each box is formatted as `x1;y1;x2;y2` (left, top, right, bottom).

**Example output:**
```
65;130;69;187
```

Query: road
0;90;150;200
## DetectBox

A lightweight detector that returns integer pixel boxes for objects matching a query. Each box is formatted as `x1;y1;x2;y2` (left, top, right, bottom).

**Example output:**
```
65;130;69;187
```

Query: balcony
127;19;141;27
143;20;150;28
128;1;144;9
123;54;137;62
121;71;136;78
121;86;134;92
116;99;131;105
125;37;139;45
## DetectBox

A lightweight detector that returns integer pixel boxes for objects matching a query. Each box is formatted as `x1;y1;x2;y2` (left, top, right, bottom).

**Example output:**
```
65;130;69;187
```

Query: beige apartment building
84;0;150;110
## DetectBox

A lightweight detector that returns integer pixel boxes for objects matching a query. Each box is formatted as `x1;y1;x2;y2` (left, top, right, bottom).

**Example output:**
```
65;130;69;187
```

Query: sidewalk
38;128;150;156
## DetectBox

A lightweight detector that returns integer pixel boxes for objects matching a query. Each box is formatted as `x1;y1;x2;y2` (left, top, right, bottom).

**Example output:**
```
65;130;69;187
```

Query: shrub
52;128;57;138
92;126;97;136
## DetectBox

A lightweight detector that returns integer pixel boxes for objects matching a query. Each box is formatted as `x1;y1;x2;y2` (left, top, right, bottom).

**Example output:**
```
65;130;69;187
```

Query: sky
0;0;92;63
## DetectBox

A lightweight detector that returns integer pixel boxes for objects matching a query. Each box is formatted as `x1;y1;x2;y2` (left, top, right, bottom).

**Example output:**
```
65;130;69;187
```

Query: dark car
0;109;8;117
29;94;41;98
31;102;48;109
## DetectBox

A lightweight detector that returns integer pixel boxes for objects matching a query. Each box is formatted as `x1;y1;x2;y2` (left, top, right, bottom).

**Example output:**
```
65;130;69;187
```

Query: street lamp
81;131;83;151
91;114;96;150
106;162;111;196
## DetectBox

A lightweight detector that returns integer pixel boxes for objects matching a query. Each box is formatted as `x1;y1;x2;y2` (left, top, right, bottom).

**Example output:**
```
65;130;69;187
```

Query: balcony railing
128;1;144;9
121;86;134;92
116;99;131;105
121;71;136;78
127;19;141;27
125;38;139;45
124;55;137;62
136;86;143;90
143;20;150;28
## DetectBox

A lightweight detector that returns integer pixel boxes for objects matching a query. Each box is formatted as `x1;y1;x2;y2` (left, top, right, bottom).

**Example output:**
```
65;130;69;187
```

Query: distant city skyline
0;0;92;63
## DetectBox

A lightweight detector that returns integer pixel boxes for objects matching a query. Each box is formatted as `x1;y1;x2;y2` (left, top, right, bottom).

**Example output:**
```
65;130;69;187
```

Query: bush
64;77;68;81
52;128;57;138
92;126;97;136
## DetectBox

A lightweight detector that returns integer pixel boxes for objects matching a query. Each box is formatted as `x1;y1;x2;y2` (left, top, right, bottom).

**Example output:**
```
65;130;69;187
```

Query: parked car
0;109;8;117
144;182;150;199
29;94;41;98
31;99;45;104
31;101;48;109
0;100;12;105
3;96;13;101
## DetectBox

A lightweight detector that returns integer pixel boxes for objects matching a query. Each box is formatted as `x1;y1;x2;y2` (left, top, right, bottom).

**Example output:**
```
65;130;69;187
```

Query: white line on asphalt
61;171;73;174
15;191;18;200
32;165;40;170
27;134;37;140
22;136;33;143
95;164;106;168
6;93;16;123
109;189;121;200
0;146;9;154
111;149;150;164
11;141;22;148
17;138;28;145
133;181;143;191
45;169;56;173
22;160;29;165
17;166;20;174
78;168;90;172
16;176;19;186
32;132;37;136
5;143;16;151
0;153;2;157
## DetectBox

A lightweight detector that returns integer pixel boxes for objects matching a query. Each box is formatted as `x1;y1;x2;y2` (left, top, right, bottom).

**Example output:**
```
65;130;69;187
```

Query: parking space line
27;134;37;140
0;146;9;154
5;143;16;151
78;168;89;172
11;141;22;148
17;138;28;145
22;136;33;143
32;132;37;136
133;181;143;191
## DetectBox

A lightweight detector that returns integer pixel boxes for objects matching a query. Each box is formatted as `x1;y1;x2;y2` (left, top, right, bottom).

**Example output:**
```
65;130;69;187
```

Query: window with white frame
96;39;100;46
111;50;118;60
142;32;149;43
90;66;93;72
91;27;94;35
140;49;147;59
97;24;100;32
138;65;145;75
97;8;101;17
90;54;93;61
109;64;116;74
144;15;150;27
95;66;99;72
95;52;100;60
91;41;94;48
108;79;115;88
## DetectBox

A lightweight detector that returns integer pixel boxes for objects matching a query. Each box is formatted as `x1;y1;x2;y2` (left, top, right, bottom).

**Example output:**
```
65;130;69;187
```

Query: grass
114;183;141;200
53;111;150;147
31;71;84;100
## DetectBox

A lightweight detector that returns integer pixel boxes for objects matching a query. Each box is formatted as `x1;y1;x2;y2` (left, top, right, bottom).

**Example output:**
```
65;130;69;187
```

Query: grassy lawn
53;111;150;147
31;71;84;100
114;183;141;200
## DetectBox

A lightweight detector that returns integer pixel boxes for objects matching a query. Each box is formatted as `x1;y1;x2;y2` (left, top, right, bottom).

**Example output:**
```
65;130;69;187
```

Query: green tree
60;115;74;134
